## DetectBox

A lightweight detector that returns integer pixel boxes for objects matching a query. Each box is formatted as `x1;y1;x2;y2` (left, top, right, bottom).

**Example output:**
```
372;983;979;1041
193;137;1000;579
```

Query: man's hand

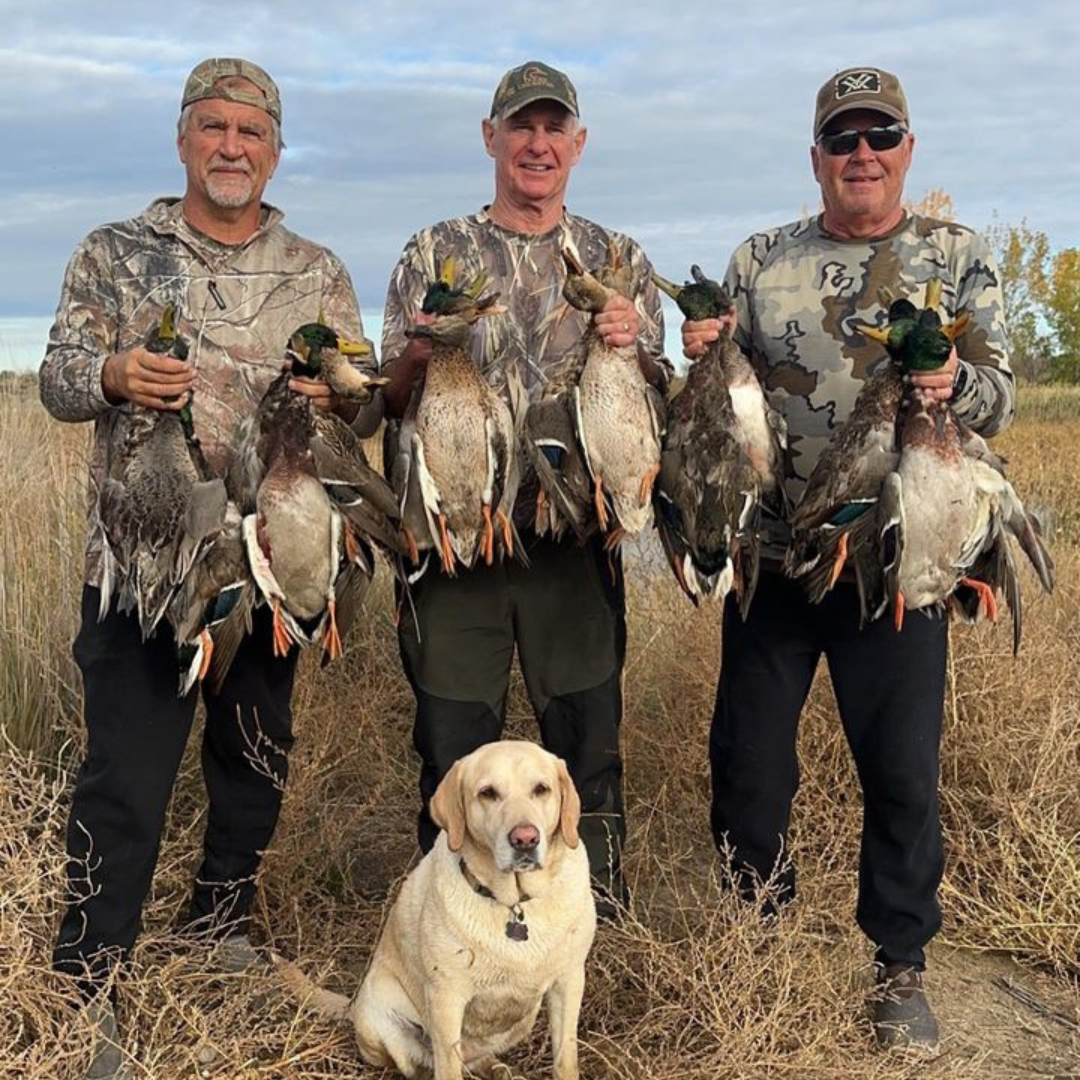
383;310;436;419
595;295;639;348
289;375;338;412
909;346;959;402
681;310;736;360
101;347;195;409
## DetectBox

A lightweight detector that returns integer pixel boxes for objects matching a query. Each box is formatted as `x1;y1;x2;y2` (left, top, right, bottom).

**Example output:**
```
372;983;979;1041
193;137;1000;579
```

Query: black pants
398;531;627;895
710;572;947;968
54;586;299;995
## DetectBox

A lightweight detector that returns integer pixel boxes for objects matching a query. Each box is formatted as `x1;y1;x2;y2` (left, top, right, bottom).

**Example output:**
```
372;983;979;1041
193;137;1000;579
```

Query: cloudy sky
1;0;1076;369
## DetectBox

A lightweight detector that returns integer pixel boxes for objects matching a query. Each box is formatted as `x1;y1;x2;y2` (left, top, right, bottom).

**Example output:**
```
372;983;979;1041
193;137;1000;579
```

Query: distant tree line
909;189;1079;384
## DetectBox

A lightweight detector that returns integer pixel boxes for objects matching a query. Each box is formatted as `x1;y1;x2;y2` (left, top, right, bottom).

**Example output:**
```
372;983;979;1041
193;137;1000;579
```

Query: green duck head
420;257;499;321
286;320;371;378
652;265;732;321
858;280;967;374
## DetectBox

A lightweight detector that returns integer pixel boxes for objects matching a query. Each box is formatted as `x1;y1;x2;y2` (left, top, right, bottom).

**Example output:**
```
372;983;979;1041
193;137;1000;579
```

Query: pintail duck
551;246;663;545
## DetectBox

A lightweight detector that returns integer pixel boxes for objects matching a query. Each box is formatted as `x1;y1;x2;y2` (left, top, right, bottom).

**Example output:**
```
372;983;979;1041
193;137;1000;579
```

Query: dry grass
2;377;1078;1079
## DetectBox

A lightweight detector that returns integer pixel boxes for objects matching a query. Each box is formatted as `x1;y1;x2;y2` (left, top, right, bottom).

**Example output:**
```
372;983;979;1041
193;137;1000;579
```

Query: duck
391;257;518;576
97;303;228;638
878;391;1054;649
554;246;663;544
783;285;960;621
651;265;787;612
228;320;398;662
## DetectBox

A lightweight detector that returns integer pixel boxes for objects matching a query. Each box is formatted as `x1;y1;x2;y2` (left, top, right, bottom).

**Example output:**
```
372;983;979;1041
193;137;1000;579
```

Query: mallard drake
229;325;399;661
286;318;388;402
97;303;228;638
652;265;786;611
783;285;960;620
878;392;1054;650
556;246;663;543
392;258;518;575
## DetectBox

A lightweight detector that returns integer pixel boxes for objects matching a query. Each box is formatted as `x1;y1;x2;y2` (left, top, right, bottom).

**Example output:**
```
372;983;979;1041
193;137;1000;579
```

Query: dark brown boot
870;964;940;1055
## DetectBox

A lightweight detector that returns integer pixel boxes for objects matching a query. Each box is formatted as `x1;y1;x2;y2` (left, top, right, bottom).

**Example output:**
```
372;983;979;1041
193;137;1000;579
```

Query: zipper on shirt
208;280;226;310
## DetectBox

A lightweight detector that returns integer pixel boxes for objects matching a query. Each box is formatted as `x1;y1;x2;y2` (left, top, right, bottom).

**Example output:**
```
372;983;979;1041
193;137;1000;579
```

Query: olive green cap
814;66;908;137
489;61;579;121
181;58;282;123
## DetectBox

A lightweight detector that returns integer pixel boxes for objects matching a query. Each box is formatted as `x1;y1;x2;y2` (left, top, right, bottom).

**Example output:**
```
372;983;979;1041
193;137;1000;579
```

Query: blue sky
2;0;1076;369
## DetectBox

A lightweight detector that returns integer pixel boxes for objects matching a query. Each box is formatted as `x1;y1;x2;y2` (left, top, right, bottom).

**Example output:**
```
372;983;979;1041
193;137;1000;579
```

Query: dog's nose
509;823;539;851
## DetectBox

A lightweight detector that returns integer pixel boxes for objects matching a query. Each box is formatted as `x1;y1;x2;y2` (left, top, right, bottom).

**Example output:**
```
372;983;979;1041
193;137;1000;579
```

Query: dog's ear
556;757;581;848
430;760;467;852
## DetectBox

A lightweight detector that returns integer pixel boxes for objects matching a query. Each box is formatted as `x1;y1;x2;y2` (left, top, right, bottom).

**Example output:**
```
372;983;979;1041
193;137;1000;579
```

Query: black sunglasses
817;123;908;156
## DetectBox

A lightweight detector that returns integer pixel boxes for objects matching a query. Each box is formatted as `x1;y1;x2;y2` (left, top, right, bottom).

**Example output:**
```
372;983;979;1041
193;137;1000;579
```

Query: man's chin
206;180;256;210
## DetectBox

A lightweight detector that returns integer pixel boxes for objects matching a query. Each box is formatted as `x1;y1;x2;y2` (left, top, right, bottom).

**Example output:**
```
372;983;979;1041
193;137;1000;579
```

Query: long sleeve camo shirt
724;212;1014;554
381;208;671;526
382;208;670;405
39;197;379;588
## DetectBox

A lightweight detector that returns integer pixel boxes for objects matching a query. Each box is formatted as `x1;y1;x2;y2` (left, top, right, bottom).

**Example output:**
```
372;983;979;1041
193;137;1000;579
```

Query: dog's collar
459;858;532;942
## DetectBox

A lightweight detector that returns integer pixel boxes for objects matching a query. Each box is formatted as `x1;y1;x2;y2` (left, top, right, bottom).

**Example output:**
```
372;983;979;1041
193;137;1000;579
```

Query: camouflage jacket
39;197;378;587
382;208;670;405
725;212;1014;552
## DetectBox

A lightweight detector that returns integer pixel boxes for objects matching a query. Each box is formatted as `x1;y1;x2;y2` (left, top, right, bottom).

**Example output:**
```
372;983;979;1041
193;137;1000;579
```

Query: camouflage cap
813;66;908;137
181;58;282;123
490;61;579;121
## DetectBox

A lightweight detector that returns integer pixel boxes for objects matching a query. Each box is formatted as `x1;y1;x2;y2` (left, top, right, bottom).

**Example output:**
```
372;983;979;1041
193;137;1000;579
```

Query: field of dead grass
1;376;1077;1079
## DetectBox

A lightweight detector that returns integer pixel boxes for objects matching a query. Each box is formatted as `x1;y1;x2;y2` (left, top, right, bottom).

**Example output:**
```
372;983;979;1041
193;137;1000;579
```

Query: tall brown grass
2;377;1077;1079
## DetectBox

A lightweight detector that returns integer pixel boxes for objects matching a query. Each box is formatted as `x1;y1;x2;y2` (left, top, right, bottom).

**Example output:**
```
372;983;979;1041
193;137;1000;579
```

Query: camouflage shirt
725;212;1014;530
382;208;670;405
39;197;379;587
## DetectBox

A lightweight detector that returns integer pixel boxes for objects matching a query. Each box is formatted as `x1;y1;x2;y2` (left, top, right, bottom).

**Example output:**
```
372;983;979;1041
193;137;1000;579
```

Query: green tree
1047;248;1080;382
986;218;1053;382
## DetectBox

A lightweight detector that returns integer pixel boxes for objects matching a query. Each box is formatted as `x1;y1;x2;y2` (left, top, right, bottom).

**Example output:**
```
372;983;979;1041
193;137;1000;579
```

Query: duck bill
336;337;373;356
562;248;585;275
943;312;971;341
858;324;891;345
650;271;682;301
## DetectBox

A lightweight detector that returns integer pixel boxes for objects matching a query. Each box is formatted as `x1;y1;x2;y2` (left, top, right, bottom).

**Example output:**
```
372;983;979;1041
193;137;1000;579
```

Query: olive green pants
398;530;627;896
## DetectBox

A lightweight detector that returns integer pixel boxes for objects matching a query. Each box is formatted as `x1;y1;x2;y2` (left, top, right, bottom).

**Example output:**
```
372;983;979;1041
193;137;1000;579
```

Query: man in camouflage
39;58;380;1079
381;61;669;915
682;66;1013;1052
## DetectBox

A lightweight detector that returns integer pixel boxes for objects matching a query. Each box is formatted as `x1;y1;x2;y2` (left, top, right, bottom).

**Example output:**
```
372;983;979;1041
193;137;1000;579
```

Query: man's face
177;86;279;213
482;101;586;210
811;108;913;233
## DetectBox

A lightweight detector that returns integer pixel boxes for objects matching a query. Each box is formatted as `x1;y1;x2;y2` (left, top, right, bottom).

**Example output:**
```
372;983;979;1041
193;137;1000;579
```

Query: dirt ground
927;945;1078;1078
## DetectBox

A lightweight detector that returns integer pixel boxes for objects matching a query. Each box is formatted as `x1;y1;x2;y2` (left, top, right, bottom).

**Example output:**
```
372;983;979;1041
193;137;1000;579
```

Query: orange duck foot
323;598;343;662
639;463;660;505
828;533;849;589
481;505;495;565
594;478;610;532
197;628;214;681
438;513;456;575
496;508;514;558
960;576;999;622
272;601;293;657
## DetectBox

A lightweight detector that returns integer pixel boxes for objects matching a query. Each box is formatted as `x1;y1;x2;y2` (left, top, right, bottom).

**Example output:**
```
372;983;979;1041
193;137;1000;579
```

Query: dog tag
505;904;529;941
505;918;529;942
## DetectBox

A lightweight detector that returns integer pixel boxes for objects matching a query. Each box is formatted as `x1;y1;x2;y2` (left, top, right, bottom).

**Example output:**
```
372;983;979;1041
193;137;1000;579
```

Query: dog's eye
533;782;551;797
477;785;500;801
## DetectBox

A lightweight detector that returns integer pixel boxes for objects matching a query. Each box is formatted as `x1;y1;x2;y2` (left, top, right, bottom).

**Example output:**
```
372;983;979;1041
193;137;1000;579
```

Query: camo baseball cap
181;58;282;123
490;61;579;121
814;66;908;137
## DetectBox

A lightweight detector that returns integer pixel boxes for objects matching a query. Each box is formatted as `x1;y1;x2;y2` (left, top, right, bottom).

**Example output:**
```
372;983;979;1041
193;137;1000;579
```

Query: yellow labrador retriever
279;740;596;1080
